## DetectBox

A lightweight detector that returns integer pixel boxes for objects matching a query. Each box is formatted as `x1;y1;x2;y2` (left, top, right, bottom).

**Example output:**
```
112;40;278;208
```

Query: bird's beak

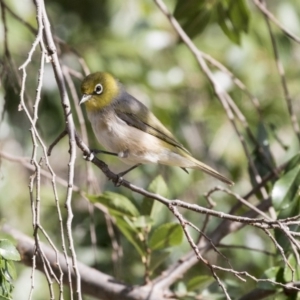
79;94;92;105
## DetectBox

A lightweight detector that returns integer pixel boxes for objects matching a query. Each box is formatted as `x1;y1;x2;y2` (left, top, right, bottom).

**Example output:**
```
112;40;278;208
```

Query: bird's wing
114;92;190;154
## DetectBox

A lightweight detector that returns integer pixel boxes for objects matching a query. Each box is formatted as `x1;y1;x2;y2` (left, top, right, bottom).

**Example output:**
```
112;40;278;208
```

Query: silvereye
79;72;233;185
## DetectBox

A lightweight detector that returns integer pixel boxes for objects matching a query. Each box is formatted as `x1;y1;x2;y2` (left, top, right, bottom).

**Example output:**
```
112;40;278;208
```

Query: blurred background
1;0;300;299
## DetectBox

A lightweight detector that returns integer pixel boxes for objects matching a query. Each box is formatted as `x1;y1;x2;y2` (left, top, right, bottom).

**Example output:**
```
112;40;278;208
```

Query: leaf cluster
87;176;183;277
174;0;250;44
0;240;20;300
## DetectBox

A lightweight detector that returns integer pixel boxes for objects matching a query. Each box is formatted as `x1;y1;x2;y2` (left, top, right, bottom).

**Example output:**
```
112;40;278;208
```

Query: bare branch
37;0;80;297
253;0;300;44
260;0;300;142
2;225;171;300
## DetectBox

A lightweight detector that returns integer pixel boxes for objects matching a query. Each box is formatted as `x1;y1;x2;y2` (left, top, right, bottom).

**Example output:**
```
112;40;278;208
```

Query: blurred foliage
174;0;250;44
0;239;20;300
0;0;300;299
87;176;183;273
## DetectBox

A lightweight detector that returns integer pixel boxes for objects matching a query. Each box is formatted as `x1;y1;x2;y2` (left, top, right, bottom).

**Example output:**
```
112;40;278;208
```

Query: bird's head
79;72;120;111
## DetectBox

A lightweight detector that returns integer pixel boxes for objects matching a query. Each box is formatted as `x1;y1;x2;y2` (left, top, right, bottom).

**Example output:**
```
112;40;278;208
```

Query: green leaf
173;0;212;39
174;0;250;43
255;122;275;177
114;216;145;257
140;175;168;224
216;0;250;45
273;154;300;241
1;265;11;282
284;254;300;282
217;3;240;45
149;250;170;272
0;240;20;261
149;223;183;250
88;193;149;257
0;269;12;298
187;275;214;291
257;266;281;290
248;123;276;198
132;216;153;228
229;0;250;32
274;189;299;252
283;153;300;174
271;165;300;212
180;9;212;39
87;192;139;217
174;0;205;20
4;261;16;281
148;175;169;196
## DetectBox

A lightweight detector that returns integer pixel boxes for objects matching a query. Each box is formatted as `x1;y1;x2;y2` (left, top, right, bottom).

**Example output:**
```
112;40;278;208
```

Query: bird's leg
118;164;141;177
91;149;119;156
114;164;141;187
84;148;119;161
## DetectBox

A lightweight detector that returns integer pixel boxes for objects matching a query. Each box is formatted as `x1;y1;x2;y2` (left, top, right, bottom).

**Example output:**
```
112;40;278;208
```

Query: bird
79;72;233;185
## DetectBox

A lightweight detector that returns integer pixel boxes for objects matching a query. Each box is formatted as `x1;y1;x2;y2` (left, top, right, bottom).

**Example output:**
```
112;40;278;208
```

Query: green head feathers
80;72;120;111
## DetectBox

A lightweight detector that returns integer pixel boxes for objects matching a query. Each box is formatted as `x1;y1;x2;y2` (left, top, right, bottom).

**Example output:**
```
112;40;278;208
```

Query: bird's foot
113;164;141;187
114;175;124;187
83;151;95;161
84;149;119;161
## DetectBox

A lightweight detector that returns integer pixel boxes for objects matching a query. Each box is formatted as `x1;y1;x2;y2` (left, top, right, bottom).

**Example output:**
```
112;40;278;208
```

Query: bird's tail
160;147;233;185
191;161;233;185
189;157;233;185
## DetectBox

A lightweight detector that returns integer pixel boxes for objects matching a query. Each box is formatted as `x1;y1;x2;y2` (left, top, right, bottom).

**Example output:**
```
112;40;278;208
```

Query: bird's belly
97;130;161;165
89;112;193;167
90;115;161;165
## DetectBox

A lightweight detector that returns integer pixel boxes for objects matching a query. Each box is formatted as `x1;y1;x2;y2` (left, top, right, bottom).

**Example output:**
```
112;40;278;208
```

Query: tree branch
2;224;172;300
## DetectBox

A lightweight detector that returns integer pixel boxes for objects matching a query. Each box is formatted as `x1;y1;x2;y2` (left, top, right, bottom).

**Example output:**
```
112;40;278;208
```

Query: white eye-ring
94;83;103;95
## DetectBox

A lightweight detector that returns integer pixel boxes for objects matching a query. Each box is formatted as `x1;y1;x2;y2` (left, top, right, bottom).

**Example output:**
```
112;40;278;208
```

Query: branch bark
2;225;171;300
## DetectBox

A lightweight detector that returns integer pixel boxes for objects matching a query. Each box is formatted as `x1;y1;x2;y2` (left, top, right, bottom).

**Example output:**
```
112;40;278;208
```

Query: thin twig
260;0;300;142
38;0;81;298
217;243;275;256
253;0;300;44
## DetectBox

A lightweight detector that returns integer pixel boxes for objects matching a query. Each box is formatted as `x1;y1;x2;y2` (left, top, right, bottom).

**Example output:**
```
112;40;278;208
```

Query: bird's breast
88;110;123;152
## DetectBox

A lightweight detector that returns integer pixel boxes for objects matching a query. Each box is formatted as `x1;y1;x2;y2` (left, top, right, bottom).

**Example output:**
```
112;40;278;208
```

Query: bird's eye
94;83;103;95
